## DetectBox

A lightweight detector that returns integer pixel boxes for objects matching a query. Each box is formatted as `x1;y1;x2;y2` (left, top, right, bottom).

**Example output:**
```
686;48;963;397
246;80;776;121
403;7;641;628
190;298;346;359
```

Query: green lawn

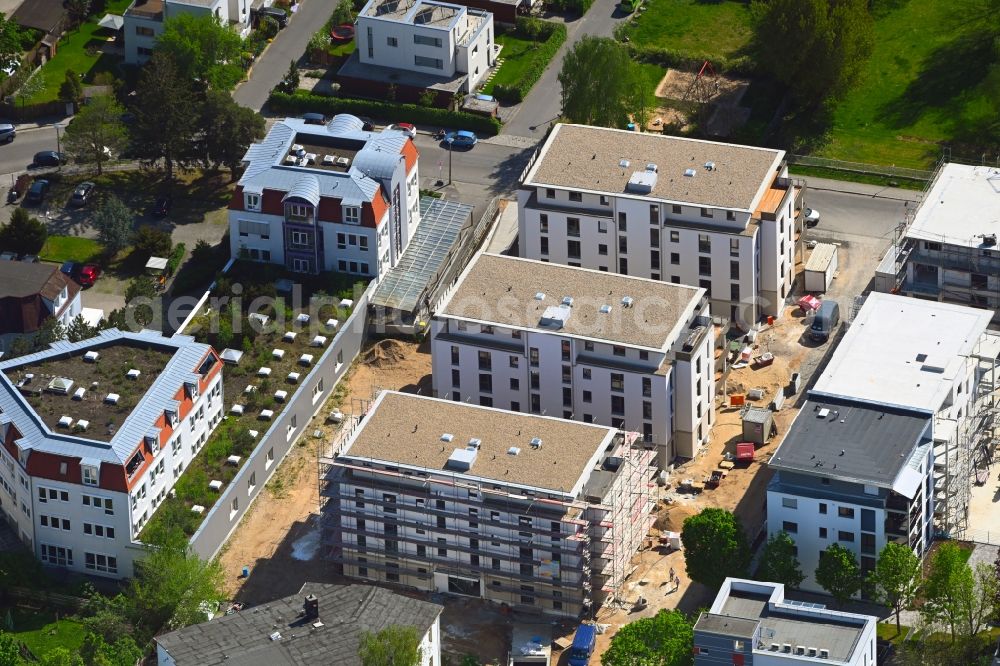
4;609;87;658
328;38;355;58
622;0;752;60
876;622;911;645
39;235;102;264
482;33;539;95
816;1;996;168
25;0;133;104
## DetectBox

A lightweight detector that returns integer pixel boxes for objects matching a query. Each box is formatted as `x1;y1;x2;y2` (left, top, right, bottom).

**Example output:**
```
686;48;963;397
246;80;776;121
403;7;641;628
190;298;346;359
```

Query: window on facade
610;373;624;391
670;252;680;265
839;531;855;542
288;203;311;219
413;34;443;47
611;395;625;415
387;36;398;46
85;553;117;574
567;240;581;259
244;192;260;211
343;206;360;225
568;191;582;202
566;218;580;237
698;256;711;276
782;521;798;533
478;350;491;370
414;55;444;69
540;237;549;255
838;506;855;518
81;465;98;486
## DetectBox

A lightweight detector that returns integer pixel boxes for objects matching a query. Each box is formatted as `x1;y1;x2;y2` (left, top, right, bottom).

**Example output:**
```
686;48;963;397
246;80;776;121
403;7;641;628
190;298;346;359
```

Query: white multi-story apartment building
0;329;224;578
876;163;1000;323
124;0;259;64
0;261;81;354
320;391;657;617
430;252;715;464
808;292;999;539
767;397;935;593
517;124;799;328
229;115;421;278
356;0;494;92
693;578;878;666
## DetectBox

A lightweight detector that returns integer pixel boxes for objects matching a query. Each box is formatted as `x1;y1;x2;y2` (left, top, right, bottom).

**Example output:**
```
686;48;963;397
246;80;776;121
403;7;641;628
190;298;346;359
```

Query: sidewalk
802;176;920;202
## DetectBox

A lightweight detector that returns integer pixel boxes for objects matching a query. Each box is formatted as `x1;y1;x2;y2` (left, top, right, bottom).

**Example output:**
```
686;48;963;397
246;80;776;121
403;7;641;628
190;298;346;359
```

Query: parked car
70;181;95;207
804;207;820;226
153;196;172;217
0;251;15;260
25;179;49;204
386;123;417;139
0;124;15;143
20;255;38;263
60;261;79;277
809;299;840;342
444;130;478;148
567;624;597;666
259;7;287;28
302;112;326;125
32;151;66;167
357;116;376;131
77;264;101;287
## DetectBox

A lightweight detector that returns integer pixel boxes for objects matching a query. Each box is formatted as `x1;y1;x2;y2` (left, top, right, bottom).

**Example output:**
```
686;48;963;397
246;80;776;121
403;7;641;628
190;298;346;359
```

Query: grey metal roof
283;175;321;206
0;329;212;464
769;397;931;487
155;583;443;666
239;117;405;205
372;197;473;313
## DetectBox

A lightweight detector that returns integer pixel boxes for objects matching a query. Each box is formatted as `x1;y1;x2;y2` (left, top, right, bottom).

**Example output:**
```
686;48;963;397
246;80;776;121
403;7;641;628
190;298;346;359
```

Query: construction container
804;243;839;293
741;407;774;444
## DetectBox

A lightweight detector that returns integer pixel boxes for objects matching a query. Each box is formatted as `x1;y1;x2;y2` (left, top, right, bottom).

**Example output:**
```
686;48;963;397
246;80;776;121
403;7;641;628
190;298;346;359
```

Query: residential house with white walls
124;0;263;64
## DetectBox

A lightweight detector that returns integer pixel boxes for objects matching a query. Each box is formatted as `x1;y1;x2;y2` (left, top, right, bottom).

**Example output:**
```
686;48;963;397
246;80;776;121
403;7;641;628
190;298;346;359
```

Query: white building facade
357;0;494;91
229;116;421;279
0;330;224;578
124;0;259;65
518;124;799;329
430;252;716;464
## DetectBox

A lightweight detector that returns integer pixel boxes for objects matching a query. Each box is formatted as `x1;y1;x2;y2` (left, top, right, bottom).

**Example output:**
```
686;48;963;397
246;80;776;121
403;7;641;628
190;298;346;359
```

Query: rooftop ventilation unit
507;446;520;456
441;433;454;442
530;437;543;449
621;296;634;308
83;351;99;363
322;155;336;166
446;447;477;471
468;438;482;449
704;161;716;171
619;159;630;169
126;368;140;380
336;156;351;167
539;305;572;329
817;408;830;419
562;296;574;307
626;169;658;194
645;163;658;173
684;168;697;177
600;304;612;314
534;292;546;301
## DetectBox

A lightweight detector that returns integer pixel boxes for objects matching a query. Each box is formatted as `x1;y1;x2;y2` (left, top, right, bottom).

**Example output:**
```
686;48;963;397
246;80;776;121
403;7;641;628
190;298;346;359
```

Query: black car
60;261;79;277
33;151;66;167
25;179;49;204
302;112;326;125
259;7;287;28
153;196;172;217
70;181;95;207
357;116;375;131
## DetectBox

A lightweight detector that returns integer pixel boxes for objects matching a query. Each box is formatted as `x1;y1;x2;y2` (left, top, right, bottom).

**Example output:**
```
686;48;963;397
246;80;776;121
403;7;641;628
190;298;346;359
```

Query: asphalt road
0;124;63;179
501;0;630;138
233;0;333;110
803;185;916;242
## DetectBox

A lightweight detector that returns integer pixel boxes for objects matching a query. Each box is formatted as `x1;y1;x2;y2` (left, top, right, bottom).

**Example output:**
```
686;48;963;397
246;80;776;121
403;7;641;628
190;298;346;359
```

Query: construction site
646;62;751;137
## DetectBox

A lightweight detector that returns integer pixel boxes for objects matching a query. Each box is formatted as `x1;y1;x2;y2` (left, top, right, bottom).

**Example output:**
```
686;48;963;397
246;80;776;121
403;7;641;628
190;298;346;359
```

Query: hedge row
492;19;567;103
268;91;502;135
546;0;593;16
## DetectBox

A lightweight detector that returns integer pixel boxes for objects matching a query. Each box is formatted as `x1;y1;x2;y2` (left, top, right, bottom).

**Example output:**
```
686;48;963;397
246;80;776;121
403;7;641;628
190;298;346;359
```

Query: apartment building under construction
319;391;657;617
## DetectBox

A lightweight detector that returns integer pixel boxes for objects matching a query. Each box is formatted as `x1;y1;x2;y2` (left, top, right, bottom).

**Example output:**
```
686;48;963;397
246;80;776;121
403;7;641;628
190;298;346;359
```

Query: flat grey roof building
340;391;618;496
524;124;785;211
438;253;705;350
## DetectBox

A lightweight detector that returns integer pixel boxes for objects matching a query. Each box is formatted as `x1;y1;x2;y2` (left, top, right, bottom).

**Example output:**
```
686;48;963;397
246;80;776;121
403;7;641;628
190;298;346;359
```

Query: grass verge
876;622;911;646
621;0;752;60
788;165;927;191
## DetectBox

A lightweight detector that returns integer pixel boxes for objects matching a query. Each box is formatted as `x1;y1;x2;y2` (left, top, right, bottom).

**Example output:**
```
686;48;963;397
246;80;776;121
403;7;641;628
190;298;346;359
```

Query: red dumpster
736;442;755;464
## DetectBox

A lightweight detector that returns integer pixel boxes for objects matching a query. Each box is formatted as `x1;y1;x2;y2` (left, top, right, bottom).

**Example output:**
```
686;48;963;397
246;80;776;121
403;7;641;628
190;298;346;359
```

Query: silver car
0;124;15;143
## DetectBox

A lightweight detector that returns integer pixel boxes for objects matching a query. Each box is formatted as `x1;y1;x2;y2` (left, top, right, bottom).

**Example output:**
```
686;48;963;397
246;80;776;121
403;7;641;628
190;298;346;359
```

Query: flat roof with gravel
438;253;704;350
525;124;785;211
340;391;618;495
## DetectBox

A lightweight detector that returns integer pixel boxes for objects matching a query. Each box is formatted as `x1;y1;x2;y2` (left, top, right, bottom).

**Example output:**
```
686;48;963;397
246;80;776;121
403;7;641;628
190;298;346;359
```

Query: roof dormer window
343;206;360;225
82;464;99;486
245;192;261;211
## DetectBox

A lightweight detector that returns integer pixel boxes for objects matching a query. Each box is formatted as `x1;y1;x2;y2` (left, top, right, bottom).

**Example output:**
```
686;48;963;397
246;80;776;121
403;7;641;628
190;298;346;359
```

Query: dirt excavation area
216;338;433;604
648;68;752;136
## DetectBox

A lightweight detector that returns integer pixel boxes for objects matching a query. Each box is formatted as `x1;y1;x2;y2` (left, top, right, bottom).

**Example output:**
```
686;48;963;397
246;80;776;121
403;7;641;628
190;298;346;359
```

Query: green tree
65;0;93;25
680;508;751;590
81;590;133;644
132;52;199;181
80;633;141;666
815;543;862;606
39;647;83;666
132;226;172;259
750;0;874;106
129;528;225;634
199;90;265;180
957;561;998;640
558;35;651;129
0;12;27;72
92;195;133;256
34;316;66;350
358;625;423;666
922;542;973;641
154;13;244;91
0;632;20;666
601;609;693;666
15;73;45;108
757;531;805;589
123;276;158;328
331;0;355;26
63;94;128;175
66;314;98;343
58;69;84;105
258;15;280;40
277;60;299;95
0;208;47;255
869;542;921;634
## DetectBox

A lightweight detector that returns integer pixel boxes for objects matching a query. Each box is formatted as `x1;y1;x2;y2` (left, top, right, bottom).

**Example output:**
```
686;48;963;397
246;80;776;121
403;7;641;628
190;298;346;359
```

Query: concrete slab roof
906;163;1000;248
524;124;785;211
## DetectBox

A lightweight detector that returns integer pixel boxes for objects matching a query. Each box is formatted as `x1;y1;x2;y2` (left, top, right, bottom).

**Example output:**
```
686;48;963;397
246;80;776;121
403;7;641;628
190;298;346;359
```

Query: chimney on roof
304;594;319;621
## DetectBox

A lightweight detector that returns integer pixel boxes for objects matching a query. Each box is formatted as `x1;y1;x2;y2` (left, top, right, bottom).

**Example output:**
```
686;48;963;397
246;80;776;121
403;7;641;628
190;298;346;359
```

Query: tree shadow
486;144;535;195
878;27;997;130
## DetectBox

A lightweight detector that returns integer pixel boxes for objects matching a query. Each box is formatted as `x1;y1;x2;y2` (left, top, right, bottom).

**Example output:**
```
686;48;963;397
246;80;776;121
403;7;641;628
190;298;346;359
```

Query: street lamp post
446;136;454;185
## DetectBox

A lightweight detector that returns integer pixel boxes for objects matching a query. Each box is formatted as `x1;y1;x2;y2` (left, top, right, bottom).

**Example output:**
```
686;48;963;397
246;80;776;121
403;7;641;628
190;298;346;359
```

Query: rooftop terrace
340;391;618;495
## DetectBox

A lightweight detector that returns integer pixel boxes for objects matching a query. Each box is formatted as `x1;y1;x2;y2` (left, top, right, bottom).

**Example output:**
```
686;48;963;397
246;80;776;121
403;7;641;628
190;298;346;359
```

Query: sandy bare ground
655;68;750;106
